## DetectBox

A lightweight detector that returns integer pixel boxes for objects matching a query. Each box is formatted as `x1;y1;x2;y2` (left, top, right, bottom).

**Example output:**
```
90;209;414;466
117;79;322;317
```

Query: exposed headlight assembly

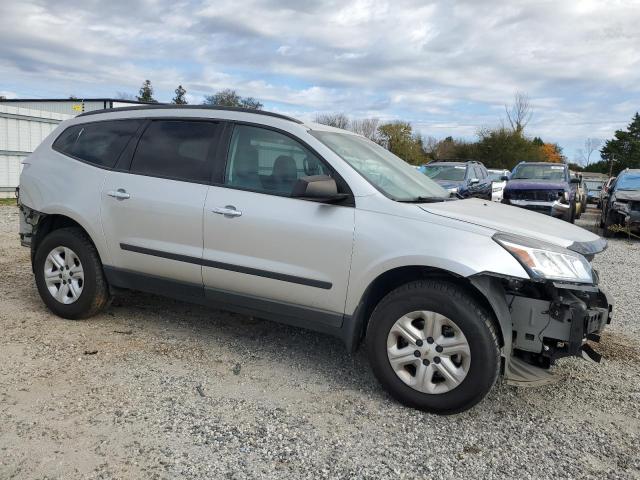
613;200;629;212
493;233;593;284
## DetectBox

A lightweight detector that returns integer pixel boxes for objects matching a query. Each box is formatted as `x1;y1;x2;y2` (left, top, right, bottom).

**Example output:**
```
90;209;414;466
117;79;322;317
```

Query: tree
203;89;262;110
116;91;136;101
172;85;187;104
314;113;350;130
68;95;79;100
0;95;6;100
474;127;544;169
377;121;428;165
350;118;380;141
599;112;640;175
137;80;157;103
505;92;532;134
576;137;601;165
539;143;564;163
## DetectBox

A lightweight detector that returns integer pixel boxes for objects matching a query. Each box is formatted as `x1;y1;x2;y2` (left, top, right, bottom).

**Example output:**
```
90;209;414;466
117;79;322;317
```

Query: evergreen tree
599;112;640;175
172;85;187;104
137;80;157;103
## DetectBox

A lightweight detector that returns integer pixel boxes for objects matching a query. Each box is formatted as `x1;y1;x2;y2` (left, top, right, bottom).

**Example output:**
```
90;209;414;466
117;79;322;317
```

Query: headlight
447;187;458;194
493;233;593;284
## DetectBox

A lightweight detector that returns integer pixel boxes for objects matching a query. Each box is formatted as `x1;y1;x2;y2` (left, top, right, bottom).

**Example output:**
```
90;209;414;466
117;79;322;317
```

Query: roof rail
76;104;303;124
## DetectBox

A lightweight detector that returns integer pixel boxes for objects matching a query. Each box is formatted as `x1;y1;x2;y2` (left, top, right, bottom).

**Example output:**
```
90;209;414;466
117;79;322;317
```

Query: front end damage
471;273;612;386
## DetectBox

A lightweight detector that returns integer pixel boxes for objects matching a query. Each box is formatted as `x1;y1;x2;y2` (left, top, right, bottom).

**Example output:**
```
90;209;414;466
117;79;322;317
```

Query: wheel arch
30;212;107;269
345;265;505;352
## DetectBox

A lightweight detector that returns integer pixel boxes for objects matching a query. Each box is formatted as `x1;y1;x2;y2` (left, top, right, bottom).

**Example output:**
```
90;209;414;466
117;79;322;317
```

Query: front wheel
366;280;500;414
34;227;110;319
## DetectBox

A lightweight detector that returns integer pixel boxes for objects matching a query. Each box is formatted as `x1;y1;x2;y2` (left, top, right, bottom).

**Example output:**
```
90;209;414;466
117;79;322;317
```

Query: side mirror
570;177;580;184
500;175;509;182
469;178;479;185
291;175;349;203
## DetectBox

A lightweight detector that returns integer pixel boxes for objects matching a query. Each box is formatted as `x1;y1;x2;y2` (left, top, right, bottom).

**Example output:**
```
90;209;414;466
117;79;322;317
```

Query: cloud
1;0;639;159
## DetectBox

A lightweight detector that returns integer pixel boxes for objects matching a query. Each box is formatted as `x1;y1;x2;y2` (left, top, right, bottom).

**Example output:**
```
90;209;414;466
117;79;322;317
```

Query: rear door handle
107;189;130;200
212;205;242;218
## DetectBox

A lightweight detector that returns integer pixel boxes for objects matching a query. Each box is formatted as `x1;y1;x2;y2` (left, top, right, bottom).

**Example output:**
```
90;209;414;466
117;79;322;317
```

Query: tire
567;204;576;223
366;280;500;414
602;213;615;238
34;227;110;319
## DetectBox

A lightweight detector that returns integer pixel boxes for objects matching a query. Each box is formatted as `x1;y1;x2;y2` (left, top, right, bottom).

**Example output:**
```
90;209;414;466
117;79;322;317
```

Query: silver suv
18;106;612;414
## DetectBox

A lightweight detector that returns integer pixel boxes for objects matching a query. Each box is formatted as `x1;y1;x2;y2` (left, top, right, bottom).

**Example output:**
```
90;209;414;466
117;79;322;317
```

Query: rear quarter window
52;119;143;168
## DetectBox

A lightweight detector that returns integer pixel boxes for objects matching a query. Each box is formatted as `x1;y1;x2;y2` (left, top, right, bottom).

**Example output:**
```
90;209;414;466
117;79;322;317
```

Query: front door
202;124;355;322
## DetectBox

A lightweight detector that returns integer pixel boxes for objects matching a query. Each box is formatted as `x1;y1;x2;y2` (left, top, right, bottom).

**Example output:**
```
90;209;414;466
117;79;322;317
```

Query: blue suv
420;161;492;199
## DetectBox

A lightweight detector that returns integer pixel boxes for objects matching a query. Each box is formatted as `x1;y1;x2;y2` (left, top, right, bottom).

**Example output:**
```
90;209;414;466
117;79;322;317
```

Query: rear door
202;123;355;322
101;119;222;286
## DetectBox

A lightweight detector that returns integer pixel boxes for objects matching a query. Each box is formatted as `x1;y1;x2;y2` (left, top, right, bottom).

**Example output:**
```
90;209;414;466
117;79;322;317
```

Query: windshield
423;165;466;181
310;131;448;201
585;180;603;190
616;173;640;190
511;164;567;181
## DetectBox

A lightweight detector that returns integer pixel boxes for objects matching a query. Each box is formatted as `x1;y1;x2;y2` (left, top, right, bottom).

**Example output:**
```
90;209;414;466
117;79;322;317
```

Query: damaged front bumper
503;198;571;219
508;282;612;365
471;274;613;386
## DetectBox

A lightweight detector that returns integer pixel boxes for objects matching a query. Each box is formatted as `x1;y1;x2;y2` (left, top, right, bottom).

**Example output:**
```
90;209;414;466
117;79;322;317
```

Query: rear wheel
34;227;110;319
366;280;500;414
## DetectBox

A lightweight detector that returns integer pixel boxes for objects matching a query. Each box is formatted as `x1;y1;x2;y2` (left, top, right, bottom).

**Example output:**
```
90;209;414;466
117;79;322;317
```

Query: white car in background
487;169;510;202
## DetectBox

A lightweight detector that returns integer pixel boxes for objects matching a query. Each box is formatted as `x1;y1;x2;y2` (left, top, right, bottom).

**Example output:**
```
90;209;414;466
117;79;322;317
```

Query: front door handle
107;188;130;200
212;205;242;218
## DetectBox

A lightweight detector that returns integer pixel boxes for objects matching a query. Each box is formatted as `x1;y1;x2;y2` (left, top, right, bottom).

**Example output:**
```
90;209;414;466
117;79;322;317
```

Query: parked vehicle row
18;106;612;414
501;162;579;223
420;161;493;199
600;169;640;237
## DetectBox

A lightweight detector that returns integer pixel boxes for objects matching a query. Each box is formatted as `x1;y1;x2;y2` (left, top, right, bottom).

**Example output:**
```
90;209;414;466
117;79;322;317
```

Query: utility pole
608;153;616;177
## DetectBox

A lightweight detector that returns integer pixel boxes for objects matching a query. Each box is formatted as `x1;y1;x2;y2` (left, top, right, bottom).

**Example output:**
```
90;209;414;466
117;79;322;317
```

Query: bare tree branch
505;92;533;134
314;113;350;130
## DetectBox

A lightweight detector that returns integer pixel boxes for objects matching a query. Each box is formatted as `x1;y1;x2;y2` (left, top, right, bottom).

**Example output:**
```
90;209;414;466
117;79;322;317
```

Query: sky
1;0;639;163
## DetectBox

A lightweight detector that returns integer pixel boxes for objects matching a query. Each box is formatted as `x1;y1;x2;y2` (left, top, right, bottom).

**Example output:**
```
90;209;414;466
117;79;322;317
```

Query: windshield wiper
397;196;450;203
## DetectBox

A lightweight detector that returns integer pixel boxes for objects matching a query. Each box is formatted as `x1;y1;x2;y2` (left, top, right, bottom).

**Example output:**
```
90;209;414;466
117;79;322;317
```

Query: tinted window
224;125;331;195
53;120;142;168
131;121;218;183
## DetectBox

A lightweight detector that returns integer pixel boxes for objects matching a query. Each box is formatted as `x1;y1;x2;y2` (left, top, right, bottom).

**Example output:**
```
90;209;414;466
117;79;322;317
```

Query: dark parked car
421;161;492;199
584;178;606;206
501;162;579;223
600;169;640;237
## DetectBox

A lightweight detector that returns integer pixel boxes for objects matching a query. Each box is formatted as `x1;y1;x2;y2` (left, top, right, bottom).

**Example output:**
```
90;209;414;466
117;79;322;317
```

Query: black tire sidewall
367;282;499;414
34;229;102;319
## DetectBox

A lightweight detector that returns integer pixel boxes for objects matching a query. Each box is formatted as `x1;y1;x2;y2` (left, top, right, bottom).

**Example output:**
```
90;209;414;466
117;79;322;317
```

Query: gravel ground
0;205;639;479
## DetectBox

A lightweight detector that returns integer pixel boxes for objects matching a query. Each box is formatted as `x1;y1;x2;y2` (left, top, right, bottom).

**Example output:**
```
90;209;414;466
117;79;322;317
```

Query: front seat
230;146;262;190
270;155;298;194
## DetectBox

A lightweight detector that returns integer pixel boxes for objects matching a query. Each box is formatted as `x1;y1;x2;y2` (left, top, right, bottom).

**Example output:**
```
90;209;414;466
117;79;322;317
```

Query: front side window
53;119;143;168
224;125;331;195
130;120;218;183
311;131;447;201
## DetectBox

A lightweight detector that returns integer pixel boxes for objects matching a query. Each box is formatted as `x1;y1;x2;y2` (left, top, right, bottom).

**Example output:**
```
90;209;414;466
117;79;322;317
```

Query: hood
420;198;606;255
505;179;567;191
613;190;640;202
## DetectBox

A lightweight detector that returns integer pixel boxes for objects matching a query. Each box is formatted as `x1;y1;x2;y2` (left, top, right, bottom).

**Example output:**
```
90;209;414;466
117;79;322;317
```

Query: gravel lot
1;204;639;479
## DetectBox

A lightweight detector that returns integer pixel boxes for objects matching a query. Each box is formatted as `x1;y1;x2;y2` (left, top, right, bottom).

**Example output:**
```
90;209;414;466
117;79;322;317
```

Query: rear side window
53;120;143;168
130;120;219;183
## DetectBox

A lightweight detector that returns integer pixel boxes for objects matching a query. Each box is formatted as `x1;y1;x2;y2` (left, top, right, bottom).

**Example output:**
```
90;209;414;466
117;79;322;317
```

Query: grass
0;198;17;206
